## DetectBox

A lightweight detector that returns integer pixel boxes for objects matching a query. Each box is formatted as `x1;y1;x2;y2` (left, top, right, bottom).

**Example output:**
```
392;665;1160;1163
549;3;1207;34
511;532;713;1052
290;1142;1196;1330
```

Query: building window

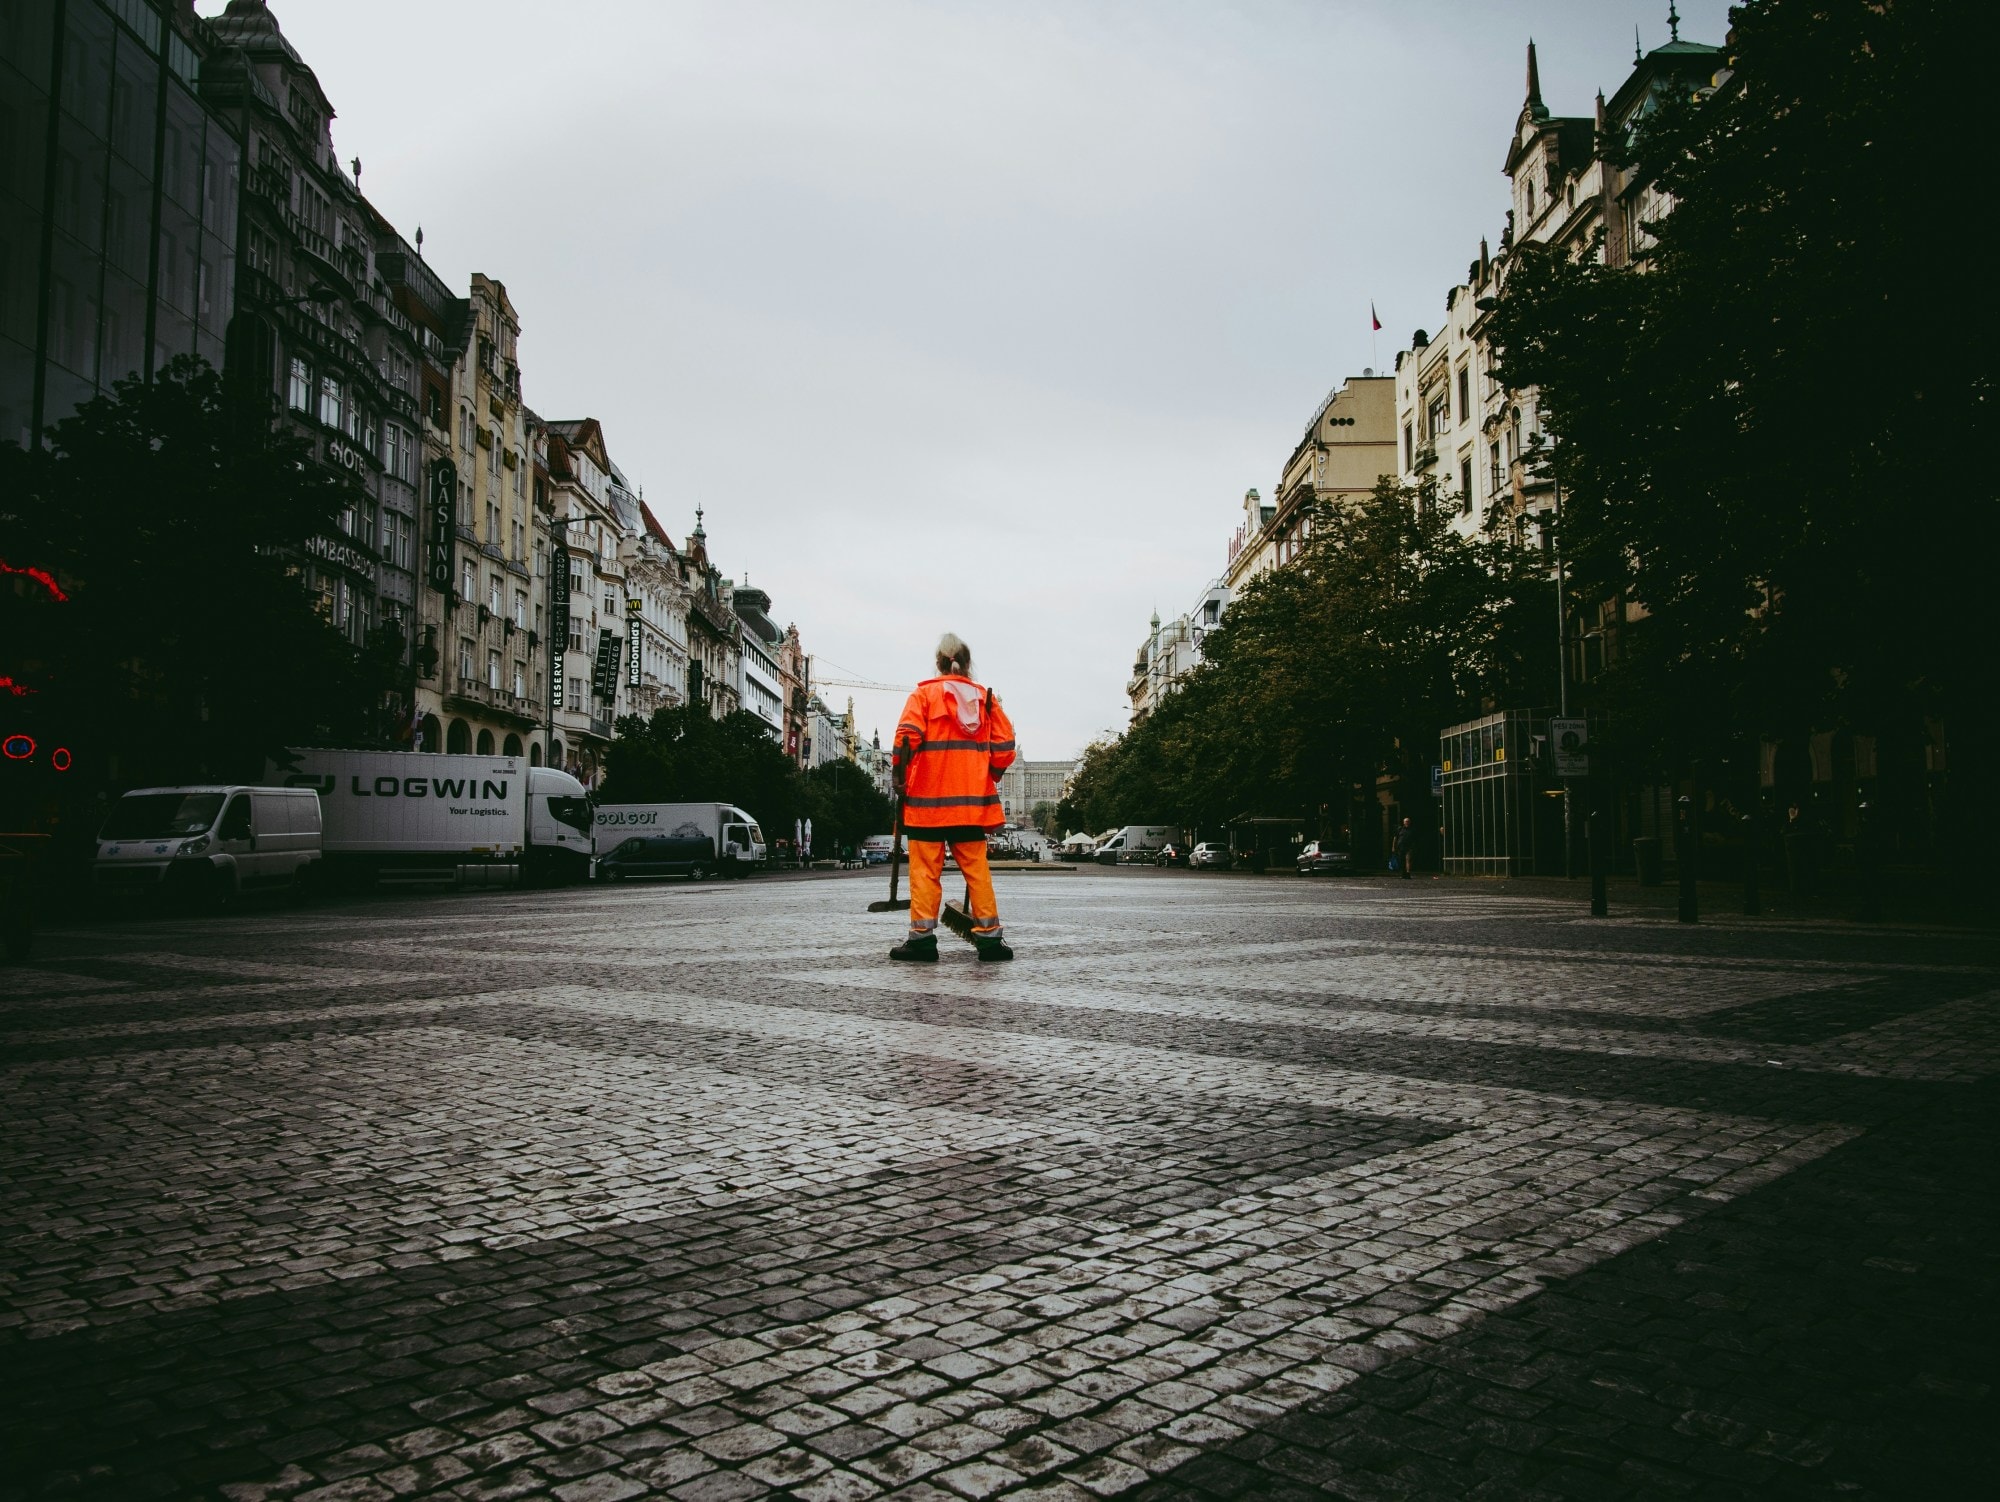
513;590;527;629
1457;366;1470;423
1490;442;1503;496
461;559;476;602
567;675;583;712
458;638;475;681
386;511;412;570
1459;457;1473;515
488;649;501;691
569;621;583;653
288;358;309;411
320;376;341;429
511;518;524;560
1426;393;1448;442
488;574;503;615
1402;421;1413;472
487;501;500;546
512;662;525;698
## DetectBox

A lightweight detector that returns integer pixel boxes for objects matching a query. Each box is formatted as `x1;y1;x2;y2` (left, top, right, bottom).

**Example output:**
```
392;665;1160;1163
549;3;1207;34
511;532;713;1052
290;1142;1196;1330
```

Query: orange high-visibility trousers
906;839;1002;938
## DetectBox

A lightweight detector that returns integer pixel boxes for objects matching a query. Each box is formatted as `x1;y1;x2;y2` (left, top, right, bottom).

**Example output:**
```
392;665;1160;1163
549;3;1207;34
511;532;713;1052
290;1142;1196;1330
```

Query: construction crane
812;676;903;693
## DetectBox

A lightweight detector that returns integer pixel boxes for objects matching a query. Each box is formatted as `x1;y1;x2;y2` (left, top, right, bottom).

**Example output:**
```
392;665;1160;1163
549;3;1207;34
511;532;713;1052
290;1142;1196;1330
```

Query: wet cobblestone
2;872;1994;1499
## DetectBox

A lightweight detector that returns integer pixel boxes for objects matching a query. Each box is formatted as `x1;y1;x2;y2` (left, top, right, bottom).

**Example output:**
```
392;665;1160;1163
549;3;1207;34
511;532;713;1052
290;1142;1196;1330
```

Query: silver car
1189;841;1230;869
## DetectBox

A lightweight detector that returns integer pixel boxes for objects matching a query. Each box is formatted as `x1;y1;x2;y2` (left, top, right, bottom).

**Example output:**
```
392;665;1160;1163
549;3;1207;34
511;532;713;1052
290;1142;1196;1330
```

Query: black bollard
1588;803;1608;917
1855;800;1881;921
1676;794;1699;924
1742;810;1760;916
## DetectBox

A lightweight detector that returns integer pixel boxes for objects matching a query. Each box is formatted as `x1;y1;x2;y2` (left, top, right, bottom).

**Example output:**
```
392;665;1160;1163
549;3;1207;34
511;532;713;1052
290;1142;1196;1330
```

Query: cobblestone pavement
3;871;1994;1501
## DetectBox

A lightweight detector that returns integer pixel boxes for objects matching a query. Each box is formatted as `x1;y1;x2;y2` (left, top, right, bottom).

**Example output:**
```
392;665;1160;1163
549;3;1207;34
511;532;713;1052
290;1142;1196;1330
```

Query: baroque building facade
204;0;422;693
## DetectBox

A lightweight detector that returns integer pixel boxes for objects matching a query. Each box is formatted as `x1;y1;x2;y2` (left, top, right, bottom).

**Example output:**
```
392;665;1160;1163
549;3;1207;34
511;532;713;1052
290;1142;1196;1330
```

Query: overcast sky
208;0;1733;761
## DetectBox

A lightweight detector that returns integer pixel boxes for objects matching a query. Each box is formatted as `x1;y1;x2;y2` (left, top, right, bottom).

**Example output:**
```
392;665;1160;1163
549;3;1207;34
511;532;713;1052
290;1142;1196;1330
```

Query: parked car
1189;841;1230;869
1154;843;1188;868
1296;841;1355;876
597;834;717;881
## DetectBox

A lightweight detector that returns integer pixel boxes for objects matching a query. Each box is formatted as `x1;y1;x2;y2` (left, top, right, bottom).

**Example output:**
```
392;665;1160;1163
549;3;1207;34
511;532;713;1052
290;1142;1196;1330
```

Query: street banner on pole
1550;717;1589;779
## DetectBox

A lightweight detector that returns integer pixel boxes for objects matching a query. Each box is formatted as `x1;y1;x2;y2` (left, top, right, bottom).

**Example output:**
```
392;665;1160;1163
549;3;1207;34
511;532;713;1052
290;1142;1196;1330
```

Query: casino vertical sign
426;459;456;592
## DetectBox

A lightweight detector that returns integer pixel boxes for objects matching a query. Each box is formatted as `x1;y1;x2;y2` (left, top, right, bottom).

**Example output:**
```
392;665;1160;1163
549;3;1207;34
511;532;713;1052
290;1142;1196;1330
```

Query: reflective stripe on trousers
906;839;1003;940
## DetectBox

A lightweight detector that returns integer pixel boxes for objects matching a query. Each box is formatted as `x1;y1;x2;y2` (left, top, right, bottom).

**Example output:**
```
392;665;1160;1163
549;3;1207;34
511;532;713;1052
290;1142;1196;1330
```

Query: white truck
94;785;322;903
592;802;767;876
1093;824;1182;865
270;749;592;887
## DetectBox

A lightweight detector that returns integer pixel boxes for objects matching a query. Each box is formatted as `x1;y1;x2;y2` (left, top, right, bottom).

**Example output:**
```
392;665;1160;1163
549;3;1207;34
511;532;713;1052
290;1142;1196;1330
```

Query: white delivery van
94;785;322;902
593;803;766;876
1093;825;1182;865
270;750;591;887
860;834;896;866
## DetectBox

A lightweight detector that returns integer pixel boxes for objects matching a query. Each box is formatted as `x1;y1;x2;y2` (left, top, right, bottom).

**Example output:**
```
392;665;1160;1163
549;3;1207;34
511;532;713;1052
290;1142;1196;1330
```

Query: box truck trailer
592;802;766;876
270;750;591;886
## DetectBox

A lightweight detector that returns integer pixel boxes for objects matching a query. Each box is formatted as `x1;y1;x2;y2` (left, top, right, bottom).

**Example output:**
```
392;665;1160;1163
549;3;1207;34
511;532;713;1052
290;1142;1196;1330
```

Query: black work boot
974;935;1014;962
889;934;938;963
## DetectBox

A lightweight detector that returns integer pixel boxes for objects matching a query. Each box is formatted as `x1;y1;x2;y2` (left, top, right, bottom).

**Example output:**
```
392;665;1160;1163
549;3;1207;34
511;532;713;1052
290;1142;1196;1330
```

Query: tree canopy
0;357;407;797
1485;0;1994;779
1061;476;1543;855
600;705;892;856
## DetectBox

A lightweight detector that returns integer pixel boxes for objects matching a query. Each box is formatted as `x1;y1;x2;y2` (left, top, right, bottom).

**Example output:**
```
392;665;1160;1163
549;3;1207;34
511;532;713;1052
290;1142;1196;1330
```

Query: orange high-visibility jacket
893;675;1017;837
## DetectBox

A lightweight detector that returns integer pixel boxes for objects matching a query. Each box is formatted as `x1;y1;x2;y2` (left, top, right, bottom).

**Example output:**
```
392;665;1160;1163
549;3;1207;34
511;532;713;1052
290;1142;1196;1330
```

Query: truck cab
719;807;766;871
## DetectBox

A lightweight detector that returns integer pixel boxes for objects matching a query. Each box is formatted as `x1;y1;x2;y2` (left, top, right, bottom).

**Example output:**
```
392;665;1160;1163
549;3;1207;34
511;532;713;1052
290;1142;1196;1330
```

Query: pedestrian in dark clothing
1393;817;1416;879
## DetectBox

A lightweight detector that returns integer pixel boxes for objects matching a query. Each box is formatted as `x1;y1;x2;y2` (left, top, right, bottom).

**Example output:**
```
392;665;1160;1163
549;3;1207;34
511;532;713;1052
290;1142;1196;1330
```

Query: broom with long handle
867;795;909;913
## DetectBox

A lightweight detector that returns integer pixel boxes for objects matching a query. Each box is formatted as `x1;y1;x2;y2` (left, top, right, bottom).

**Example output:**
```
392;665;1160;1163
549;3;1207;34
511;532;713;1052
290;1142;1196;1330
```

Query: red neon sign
2;734;34;760
51;747;72;771
0;558;69;601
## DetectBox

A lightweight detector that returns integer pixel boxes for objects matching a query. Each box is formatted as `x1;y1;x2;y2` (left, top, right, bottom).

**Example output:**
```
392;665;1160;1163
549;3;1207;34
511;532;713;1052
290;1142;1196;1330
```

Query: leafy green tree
0;357;405;796
801;760;893;858
1028;800;1059;838
1485;0;1994;856
1062;476;1542;858
600;704;808;838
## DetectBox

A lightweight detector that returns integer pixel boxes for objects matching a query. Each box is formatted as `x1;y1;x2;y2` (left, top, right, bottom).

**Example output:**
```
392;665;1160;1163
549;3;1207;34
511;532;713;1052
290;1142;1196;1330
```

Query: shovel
867;797;910;912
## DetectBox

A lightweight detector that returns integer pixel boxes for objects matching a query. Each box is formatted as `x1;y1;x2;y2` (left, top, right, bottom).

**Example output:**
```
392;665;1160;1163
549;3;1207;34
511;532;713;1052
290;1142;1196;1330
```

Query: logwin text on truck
592;803;766;877
271;749;591;887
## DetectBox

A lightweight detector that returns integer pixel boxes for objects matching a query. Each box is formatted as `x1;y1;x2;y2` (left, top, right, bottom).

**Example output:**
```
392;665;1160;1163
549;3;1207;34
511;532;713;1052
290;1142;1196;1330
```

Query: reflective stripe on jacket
893;676;1017;831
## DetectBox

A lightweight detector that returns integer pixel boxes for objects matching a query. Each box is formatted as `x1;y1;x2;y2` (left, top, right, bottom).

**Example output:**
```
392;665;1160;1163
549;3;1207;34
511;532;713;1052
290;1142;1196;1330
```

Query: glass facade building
0;0;237;449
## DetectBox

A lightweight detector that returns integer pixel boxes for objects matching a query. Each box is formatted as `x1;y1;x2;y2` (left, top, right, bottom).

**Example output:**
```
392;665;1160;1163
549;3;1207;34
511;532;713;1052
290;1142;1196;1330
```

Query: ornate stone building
544;418;630;783
204;0;422;690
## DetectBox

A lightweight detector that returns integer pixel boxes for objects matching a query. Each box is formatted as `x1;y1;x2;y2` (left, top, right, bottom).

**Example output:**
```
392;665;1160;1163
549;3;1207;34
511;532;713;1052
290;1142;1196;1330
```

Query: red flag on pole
1370;302;1382;332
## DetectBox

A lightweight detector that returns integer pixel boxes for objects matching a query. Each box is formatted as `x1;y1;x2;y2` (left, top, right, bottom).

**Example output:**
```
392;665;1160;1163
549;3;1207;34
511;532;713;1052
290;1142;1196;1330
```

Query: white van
95;786;322;901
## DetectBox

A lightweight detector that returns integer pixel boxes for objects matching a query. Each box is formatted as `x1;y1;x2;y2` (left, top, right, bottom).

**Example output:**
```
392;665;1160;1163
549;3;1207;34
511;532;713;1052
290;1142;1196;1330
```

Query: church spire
1668;2;1681;42
1526;39;1542;107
